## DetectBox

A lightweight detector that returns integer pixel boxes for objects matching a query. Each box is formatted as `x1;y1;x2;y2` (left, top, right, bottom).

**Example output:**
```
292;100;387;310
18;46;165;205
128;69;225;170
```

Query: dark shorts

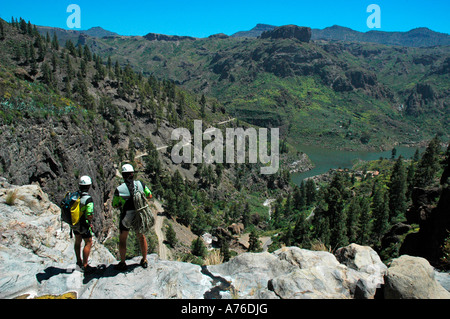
73;229;92;238
73;217;93;238
119;210;130;232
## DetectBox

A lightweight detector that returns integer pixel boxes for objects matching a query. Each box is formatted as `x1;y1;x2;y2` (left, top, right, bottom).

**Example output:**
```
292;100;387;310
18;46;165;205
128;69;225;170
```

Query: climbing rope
130;186;155;234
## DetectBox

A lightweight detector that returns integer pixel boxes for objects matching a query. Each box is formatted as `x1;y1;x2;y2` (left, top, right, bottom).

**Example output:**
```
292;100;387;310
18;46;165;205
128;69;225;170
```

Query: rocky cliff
0;115;117;241
1;180;448;299
260;25;311;43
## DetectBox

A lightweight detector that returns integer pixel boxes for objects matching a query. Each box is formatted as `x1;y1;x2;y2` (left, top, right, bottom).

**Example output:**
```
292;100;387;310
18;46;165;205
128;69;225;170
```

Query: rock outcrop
144;33;196;42
0;115;117;241
1;181;448;299
401;186;450;267
260;25;311;43
383;255;450;299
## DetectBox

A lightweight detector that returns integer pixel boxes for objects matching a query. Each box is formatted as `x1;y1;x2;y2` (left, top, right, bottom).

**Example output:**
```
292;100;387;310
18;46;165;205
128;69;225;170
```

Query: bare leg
74;234;83;266
83;237;93;268
137;233;148;261
119;230;129;263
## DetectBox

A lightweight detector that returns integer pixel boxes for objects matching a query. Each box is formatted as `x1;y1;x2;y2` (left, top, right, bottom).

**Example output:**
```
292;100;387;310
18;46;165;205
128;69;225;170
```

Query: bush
5;189;18;206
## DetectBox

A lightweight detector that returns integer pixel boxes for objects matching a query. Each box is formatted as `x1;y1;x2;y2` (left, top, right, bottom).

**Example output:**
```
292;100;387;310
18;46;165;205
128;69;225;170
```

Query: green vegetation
83;33;449;151
1;17;449;267
267;136;448;263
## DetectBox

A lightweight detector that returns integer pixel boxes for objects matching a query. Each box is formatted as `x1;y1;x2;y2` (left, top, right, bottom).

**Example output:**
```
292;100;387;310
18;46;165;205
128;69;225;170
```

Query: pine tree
29;43;37;75
26;21;32;36
388;155;407;223
414;136;441;187
293;183;305;210
406;161;415;199
19;18;27;34
220;239;231;262
40;62;53;86
357;196;371;245
440;144;450;185
248;230;262;252
0;21;4;40
165;223;177;248
293;211;307;247
312;208;331;247
305;179;317;205
372;183;389;242
191;237;206;257
51;33;59;51
346;197;360;244
328;186;348;249
107;56;112;72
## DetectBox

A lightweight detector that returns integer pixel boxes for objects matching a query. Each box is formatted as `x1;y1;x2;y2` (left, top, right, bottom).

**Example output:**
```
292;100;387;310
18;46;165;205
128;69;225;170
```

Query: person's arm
141;181;153;199
85;200;94;222
112;188;125;207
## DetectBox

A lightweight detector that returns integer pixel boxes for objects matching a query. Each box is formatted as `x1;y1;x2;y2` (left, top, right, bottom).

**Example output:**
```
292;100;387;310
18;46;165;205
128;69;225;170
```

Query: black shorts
73;229;92;238
73;217;93;238
119;210;130;232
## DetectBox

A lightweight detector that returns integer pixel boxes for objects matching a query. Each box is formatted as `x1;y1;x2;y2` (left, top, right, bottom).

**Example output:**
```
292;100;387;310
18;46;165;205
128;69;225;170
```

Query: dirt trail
151;199;170;260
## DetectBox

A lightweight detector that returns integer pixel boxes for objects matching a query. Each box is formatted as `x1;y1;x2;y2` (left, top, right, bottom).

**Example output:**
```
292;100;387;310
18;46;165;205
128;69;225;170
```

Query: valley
0;17;449;275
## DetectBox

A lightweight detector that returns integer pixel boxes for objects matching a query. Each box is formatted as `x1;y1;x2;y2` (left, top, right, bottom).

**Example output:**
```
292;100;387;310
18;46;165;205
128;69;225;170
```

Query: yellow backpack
70;197;82;226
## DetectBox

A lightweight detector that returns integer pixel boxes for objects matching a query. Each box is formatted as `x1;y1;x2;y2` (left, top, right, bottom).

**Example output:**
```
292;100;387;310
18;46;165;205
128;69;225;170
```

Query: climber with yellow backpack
60;175;95;274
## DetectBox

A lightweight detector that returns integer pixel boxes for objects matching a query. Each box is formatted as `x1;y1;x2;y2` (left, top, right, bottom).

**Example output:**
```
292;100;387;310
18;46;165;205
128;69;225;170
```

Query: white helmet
121;164;134;173
79;175;92;186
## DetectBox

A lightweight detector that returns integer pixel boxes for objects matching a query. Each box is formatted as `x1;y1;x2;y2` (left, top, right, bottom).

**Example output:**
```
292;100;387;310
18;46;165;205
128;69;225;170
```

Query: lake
291;144;423;185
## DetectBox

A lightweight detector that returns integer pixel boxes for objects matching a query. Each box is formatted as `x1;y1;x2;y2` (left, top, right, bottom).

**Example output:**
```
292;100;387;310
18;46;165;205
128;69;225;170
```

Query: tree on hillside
414;135;441;188
191;237;206;257
328;186;348;249
165;223;177;248
357;196;371;245
51;32;59;51
293;211;308;247
371;182;389;242
248;230;262;252
220;239;231;262
440;143;450;185
346;197;361;244
293;182;306;210
388;155;407;223
305;179;317;206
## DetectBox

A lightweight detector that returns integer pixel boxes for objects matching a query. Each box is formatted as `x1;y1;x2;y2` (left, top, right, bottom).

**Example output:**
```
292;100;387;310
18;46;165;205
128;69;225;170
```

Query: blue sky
1;0;449;37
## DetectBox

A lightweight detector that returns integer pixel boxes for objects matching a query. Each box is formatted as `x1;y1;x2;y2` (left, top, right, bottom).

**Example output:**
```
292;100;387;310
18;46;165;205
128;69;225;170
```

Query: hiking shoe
114;261;128;271
83;265;96;275
140;259;148;269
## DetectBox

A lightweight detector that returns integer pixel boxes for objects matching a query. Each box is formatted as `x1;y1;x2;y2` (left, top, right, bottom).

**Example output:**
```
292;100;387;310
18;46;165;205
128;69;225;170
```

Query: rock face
401;186;450;267
1;182;448;299
144;33;196;42
0;115;117;241
384;255;450;299
261;25;311;43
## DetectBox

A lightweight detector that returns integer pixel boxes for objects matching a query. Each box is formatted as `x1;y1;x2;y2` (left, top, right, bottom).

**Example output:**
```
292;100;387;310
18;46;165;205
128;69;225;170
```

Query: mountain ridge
232;24;450;47
36;23;450;48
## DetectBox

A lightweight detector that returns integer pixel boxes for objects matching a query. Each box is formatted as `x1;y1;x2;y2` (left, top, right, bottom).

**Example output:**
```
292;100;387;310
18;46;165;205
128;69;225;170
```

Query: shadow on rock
36;266;76;283
82;263;140;284
36;263;141;285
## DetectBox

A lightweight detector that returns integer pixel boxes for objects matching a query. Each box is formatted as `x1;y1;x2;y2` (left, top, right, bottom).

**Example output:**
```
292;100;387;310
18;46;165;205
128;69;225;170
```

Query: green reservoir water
291;144;422;185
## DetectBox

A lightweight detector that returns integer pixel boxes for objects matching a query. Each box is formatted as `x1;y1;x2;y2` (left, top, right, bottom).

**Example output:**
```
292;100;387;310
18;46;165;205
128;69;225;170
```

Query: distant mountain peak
81;26;119;38
231;23;449;47
231;23;276;38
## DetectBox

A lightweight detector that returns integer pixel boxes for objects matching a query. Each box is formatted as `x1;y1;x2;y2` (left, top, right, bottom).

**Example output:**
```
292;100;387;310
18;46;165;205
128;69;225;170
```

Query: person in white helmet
74;175;95;274
112;164;152;270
